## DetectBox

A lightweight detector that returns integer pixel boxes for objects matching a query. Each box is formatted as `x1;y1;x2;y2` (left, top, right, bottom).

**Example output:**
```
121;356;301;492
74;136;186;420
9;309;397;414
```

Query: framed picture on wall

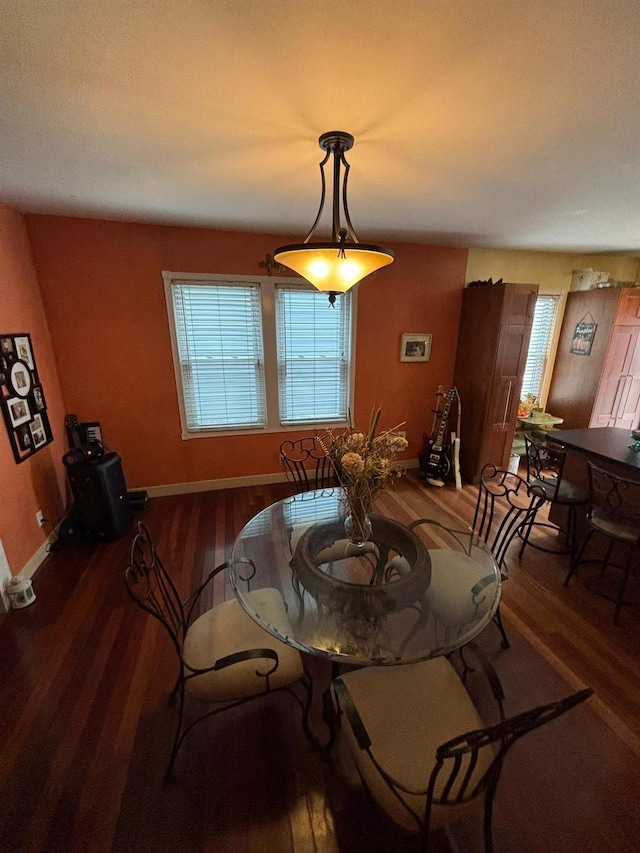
400;333;432;362
14;335;34;369
7;395;31;427
33;384;46;411
0;332;53;463
10;360;31;396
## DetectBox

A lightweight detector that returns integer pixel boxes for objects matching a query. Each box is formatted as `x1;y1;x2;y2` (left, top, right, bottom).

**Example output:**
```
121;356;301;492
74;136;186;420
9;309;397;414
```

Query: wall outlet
36;510;44;528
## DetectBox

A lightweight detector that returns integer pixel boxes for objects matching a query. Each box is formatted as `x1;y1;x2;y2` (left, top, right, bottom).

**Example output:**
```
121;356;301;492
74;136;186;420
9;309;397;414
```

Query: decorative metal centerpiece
293;516;431;619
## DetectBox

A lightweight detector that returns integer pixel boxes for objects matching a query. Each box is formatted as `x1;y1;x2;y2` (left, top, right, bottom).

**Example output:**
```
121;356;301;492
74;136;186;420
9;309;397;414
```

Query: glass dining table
228;488;501;667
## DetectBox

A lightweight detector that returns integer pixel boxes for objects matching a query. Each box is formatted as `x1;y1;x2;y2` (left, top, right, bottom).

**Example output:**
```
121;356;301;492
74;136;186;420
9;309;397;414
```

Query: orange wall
0;206;66;573
25;215;467;490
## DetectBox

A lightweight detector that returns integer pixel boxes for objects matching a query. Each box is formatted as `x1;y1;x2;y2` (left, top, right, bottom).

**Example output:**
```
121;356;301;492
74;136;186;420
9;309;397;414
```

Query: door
590;326;640;428
482;323;531;470
615;327;640;429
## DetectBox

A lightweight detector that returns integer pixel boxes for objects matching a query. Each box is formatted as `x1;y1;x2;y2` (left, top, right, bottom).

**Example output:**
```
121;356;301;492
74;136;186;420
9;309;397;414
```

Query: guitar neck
432;401;452;450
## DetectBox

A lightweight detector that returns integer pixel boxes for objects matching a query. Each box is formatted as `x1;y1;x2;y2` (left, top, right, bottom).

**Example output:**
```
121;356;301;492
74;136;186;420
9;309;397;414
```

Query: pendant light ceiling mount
274;131;394;302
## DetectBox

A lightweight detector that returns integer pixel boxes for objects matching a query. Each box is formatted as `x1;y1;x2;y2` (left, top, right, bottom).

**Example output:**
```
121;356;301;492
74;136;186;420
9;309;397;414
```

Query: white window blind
170;281;266;431
276;285;352;425
521;295;560;401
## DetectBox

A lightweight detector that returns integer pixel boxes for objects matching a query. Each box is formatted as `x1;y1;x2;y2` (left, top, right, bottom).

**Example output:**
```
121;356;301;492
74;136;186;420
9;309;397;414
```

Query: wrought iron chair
334;654;592;853
519;435;589;557
563;463;640;623
279;435;337;493
125;521;315;779
409;464;545;649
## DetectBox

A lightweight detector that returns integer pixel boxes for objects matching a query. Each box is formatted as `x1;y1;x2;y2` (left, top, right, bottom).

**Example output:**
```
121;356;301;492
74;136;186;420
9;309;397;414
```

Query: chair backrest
473;463;546;573
125;521;187;656
426;688;593;815
279;435;336;493
587;462;640;528
523;434;567;502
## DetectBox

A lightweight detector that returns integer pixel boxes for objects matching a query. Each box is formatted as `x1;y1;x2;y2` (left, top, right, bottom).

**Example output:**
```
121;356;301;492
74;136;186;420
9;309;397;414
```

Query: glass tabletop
228;488;501;666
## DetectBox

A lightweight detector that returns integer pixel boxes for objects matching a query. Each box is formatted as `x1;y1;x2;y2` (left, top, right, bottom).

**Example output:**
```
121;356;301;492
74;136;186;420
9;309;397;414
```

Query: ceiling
2;0;640;255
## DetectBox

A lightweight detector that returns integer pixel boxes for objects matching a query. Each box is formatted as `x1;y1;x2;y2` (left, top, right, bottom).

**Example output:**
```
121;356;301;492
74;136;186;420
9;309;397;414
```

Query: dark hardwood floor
1;472;640;852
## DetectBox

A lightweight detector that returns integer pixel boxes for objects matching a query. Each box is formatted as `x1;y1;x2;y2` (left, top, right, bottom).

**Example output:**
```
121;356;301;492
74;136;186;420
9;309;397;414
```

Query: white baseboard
21;528;59;582
141;458;420;498
142;470;289;497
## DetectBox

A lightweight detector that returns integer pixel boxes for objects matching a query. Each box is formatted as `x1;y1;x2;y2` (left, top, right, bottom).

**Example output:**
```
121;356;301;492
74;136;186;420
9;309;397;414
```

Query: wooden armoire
546;287;640;430
453;282;538;483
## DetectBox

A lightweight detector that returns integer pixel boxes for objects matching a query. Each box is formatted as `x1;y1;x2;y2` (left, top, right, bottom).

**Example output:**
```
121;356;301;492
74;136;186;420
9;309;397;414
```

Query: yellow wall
465;249;640;406
466;248;639;293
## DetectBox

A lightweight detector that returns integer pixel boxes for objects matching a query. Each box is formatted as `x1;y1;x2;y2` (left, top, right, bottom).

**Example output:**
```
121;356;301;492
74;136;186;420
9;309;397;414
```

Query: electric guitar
420;388;457;486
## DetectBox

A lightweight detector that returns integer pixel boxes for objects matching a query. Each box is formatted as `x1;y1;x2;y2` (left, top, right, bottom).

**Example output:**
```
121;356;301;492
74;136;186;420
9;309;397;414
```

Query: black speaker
64;451;132;541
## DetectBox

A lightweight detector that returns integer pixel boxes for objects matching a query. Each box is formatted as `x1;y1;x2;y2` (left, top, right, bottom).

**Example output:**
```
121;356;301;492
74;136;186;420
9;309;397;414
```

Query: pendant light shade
274;131;394;298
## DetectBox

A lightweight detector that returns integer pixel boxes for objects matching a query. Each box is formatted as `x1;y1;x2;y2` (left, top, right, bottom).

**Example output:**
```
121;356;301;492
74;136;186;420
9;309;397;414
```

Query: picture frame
400;333;432;362
30;413;47;449
7;395;31;427
10;360;31;397
14;335;34;370
16;424;32;451
0;332;53;462
1;336;15;356
33;384;46;411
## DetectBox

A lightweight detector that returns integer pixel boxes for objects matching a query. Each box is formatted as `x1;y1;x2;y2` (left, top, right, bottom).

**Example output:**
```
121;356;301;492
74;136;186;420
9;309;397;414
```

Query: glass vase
343;491;373;546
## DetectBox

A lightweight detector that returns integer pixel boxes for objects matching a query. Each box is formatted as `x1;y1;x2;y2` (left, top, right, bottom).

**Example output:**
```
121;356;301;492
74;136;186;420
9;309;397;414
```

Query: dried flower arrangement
322;407;408;543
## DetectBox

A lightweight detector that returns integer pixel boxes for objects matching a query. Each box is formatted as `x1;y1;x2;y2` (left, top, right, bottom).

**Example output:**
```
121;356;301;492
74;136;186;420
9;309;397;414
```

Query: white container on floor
6;575;36;609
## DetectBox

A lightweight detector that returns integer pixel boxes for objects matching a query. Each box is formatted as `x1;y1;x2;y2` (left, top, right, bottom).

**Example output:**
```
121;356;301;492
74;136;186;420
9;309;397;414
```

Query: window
168;279;266;431
164;273;354;436
276;284;352;425
521;295;561;402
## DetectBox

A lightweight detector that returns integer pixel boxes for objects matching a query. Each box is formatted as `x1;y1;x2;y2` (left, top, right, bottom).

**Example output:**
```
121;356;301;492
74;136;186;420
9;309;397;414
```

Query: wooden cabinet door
590;326;640;428
615;327;640;429
501;284;538;326
482;323;531;469
616;290;640;325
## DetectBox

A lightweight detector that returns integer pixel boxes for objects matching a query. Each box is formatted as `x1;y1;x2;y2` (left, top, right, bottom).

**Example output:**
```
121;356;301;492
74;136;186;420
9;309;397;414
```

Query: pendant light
274;131;394;304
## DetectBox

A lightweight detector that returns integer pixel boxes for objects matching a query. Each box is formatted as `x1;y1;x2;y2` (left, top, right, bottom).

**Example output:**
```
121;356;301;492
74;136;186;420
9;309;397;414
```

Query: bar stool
563;462;640;623
519;435;589;558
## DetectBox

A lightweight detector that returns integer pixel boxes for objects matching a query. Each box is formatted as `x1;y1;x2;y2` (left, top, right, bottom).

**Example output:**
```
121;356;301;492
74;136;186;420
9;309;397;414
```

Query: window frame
163;272;357;438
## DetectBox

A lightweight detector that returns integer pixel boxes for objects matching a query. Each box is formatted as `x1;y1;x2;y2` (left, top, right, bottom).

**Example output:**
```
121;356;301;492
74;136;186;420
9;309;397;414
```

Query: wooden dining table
227;488;501;667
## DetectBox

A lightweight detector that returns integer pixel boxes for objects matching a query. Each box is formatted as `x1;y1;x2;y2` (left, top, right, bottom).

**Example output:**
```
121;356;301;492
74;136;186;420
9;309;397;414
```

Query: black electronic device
63;450;132;541
128;490;149;512
65;413;103;449
63;440;105;466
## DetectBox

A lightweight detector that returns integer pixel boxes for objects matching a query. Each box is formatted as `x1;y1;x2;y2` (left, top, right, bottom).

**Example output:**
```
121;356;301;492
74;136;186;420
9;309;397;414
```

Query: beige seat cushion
183;588;304;703
425;550;496;627
339;656;493;833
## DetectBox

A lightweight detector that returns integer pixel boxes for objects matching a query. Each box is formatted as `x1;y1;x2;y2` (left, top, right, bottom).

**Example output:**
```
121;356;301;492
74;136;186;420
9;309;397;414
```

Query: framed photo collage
0;332;53;463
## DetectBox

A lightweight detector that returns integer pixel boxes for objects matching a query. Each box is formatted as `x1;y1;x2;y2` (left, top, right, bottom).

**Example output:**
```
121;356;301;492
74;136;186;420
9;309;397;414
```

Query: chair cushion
183;588;304;703
424;550;497;636
532;477;588;505
591;509;640;546
338;657;493;833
